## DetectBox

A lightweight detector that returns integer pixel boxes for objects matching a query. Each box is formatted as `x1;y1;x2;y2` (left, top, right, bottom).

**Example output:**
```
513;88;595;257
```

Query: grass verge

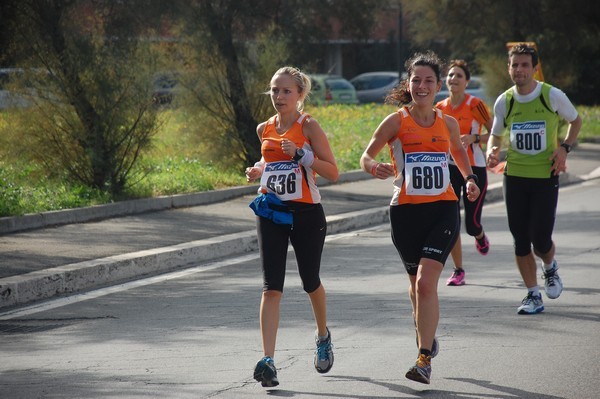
1;104;598;217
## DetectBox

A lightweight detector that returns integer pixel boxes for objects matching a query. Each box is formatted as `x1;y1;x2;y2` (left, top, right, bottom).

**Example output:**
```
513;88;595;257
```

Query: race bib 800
510;121;547;155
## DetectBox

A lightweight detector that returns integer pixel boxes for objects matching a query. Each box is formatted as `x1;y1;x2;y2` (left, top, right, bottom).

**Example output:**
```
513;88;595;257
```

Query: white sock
527;286;540;297
543;260;557;271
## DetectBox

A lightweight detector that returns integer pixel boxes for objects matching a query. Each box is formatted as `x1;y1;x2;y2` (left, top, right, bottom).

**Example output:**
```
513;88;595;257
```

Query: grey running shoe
405;353;432;384
542;261;563;299
517;292;544;314
314;327;334;373
254;356;279;387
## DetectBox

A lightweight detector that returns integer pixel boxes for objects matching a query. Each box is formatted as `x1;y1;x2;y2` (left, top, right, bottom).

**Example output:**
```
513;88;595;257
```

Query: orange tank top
436;94;491;167
389;107;457;205
259;113;320;204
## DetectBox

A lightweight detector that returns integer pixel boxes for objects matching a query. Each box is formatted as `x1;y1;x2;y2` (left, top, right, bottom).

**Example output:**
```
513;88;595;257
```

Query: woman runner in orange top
245;66;338;388
360;51;480;384
436;60;493;286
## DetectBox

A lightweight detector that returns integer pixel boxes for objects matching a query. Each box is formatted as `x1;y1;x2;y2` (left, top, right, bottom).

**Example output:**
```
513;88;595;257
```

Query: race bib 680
404;152;450;196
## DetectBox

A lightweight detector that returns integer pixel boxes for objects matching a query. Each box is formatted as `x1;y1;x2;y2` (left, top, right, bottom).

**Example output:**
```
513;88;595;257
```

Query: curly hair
385;50;445;106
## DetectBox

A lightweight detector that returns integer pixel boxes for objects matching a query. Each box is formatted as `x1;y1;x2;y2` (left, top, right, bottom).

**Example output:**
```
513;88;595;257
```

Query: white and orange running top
389;107;458;206
436;94;491;167
259;113;321;204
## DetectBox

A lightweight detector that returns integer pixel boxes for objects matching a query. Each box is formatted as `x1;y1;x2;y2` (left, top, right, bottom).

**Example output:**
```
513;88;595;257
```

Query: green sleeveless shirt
503;82;559;178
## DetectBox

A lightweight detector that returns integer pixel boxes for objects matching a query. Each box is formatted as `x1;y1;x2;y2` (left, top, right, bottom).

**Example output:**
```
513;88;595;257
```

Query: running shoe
542;261;563;299
446;268;465;286
405;353;432;384
254;356;279;387
314;327;334;373
517;292;544;315
475;234;490;255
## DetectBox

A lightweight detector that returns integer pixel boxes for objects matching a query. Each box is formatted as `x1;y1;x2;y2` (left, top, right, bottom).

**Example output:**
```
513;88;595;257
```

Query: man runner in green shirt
487;43;582;315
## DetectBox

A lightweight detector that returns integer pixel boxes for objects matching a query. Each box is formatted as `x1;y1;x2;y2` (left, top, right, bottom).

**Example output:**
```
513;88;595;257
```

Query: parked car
0;68;35;109
350;71;406;103
152;72;179;105
308;74;359;105
434;75;492;105
0;68;61;109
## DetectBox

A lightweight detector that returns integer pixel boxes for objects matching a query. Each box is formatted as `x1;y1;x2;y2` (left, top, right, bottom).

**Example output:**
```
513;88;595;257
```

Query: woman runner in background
436;59;493;286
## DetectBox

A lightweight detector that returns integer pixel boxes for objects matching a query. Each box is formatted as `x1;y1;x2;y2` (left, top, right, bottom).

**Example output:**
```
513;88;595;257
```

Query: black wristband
465;174;478;184
293;148;305;161
474;135;481;144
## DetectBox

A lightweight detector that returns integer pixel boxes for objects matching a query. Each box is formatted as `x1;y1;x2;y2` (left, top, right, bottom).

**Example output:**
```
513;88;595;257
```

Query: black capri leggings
390;201;460;275
450;164;487;237
256;203;326;293
503;174;558;257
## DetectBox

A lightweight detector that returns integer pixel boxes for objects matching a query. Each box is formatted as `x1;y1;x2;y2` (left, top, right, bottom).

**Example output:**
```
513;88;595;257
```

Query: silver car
434;75;492;105
350;71;406;103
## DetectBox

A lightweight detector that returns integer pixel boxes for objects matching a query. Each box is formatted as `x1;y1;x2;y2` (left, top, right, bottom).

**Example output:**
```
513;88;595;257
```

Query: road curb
0;171;585;310
0;206;389;309
0;170;370;235
0;230;259;309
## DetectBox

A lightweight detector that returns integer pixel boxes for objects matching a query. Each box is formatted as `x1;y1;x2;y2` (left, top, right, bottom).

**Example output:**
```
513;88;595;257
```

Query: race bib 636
260;161;303;201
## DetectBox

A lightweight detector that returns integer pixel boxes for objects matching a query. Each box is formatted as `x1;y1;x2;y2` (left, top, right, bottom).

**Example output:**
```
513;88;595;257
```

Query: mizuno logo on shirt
512;121;545;130
407;153;447;163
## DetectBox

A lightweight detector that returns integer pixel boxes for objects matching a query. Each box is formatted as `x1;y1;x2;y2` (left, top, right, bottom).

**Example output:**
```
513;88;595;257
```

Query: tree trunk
200;2;261;165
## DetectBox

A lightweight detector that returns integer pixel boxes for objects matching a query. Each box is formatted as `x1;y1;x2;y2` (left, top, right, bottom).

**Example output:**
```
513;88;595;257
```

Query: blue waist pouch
249;193;293;227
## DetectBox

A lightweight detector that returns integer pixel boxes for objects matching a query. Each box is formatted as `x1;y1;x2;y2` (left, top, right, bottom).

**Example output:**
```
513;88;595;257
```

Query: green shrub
307;103;395;170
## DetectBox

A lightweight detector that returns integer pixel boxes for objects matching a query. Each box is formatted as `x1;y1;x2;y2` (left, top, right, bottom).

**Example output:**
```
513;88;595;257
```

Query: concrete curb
0;171;586;310
0;206;390;309
0;170;370;235
0;230;259;309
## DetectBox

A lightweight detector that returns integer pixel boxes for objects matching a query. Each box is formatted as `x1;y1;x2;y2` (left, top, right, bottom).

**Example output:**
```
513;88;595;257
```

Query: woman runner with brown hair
360;51;480;384
436;59;493;286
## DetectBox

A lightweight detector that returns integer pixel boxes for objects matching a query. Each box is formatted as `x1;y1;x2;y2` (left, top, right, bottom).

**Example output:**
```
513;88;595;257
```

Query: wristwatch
293;148;305;161
465;174;479;184
560;142;572;153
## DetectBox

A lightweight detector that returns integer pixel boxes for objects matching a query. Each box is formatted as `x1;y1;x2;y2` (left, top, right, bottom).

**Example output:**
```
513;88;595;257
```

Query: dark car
152;72;179;105
350;71;406;103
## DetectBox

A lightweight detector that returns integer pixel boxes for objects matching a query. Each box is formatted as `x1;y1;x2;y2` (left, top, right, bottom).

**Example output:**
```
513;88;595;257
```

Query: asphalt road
1;178;599;399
